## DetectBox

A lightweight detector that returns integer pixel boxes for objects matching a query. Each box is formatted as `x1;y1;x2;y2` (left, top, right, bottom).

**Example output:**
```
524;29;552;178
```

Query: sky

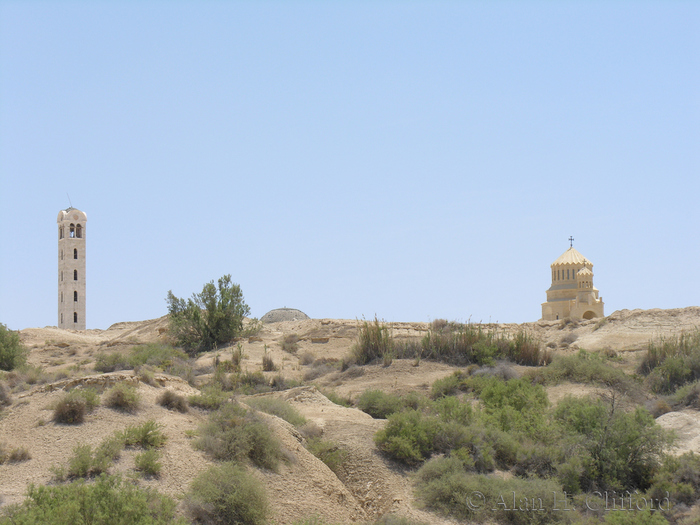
1;1;698;331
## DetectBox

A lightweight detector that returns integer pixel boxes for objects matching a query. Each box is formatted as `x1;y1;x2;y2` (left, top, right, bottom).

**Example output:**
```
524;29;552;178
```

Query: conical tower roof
551;247;591;267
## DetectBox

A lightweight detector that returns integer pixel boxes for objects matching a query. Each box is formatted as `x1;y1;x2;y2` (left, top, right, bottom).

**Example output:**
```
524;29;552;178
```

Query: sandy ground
1;307;700;523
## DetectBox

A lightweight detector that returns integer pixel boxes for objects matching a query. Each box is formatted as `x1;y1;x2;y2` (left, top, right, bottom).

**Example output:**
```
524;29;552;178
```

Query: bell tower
57;207;87;330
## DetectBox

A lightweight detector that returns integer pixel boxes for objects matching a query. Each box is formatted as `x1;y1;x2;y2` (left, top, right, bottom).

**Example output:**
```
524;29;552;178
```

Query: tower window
74;270;78;281
60;250;63;261
74;312;78;323
61;292;63;303
76;224;82;238
61;313;63;324
74;291;78;302
61;271;63;282
567;269;570;280
74;248;78;259
59;226;64;239
70;224;75;238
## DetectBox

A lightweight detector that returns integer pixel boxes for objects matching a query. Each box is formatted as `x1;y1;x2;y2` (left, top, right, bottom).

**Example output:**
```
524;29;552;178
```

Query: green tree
166;275;250;354
0;323;27;371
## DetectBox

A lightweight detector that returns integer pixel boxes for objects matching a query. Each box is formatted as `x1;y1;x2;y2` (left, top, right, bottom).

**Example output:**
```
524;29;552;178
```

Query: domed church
541;241;604;321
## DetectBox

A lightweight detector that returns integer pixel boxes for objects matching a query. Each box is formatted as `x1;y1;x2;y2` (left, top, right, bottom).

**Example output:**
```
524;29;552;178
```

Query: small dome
577;267;593;277
552;247;591;267
57;207;87;223
261;308;310;323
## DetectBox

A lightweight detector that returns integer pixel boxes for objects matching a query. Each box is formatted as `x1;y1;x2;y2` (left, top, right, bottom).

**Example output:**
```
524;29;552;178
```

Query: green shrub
245;396;306;427
189;384;230;410
374;409;441;465
54;444;110;480
431;396;473;425
0;473;185;525
306;438;348;475
415;460;567;524
134;449;162;477
184;462;267;525
195;402;281;470
357;389;405;419
0;323;27;371
94;351;131;372
530;349;634;392
430;371;467;398
553;395;673;491
120;420;167;449
352;317;394;365
157;389;189;413
104;383;140;413
647;452;700;506
0;381;11;408
166;274;251;354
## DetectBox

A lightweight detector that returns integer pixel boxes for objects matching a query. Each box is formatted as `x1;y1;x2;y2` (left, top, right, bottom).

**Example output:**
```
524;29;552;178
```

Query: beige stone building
541;245;604;321
57;207;87;330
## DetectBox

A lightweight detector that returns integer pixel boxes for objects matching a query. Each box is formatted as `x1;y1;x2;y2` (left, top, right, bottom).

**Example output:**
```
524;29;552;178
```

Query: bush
530;349;635;392
245;396;306;427
120;420;167;449
53;393;87;424
104;383;140;413
0;323;27;371
0;473;185;525
352;317;394;365
0;382;10;408
189;384;230;410
166;274;251;354
639;330;700;393
281;334;300;354
134;449;162;477
184;462;267;525
553;395;673;491
357;389;405;419
262;349;276;372
195;402;281;470
374;409;441;465
0;443;31;464
306;438;348;475
415;459;567;524
94;351;131;372
157;390;189;413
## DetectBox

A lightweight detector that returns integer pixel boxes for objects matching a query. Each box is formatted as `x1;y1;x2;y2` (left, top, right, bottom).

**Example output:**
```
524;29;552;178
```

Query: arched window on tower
76;224;82;238
69;224;75;238
74;291;78;302
74;248;78;259
74;270;78;281
74;312;78;323
59;226;64;239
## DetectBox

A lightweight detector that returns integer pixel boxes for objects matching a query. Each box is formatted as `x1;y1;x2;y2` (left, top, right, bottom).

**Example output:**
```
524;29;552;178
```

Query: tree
0;322;27;371
166;275;250;354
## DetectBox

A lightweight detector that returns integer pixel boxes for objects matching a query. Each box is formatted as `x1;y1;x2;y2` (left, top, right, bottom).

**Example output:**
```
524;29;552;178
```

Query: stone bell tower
57;207;87;330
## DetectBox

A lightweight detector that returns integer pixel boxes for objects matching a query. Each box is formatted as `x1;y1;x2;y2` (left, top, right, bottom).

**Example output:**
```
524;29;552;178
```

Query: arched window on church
59;226;64;239
74;312;78;323
76;224;82;238
74;291;78;302
74;270;78;281
69;224;75;238
74;248;78;259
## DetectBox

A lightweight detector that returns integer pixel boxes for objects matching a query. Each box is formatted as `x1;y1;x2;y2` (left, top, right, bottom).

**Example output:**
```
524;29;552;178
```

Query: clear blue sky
1;1;698;330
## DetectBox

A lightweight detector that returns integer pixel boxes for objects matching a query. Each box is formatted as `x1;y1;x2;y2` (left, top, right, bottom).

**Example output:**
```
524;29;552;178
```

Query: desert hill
2;307;700;523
